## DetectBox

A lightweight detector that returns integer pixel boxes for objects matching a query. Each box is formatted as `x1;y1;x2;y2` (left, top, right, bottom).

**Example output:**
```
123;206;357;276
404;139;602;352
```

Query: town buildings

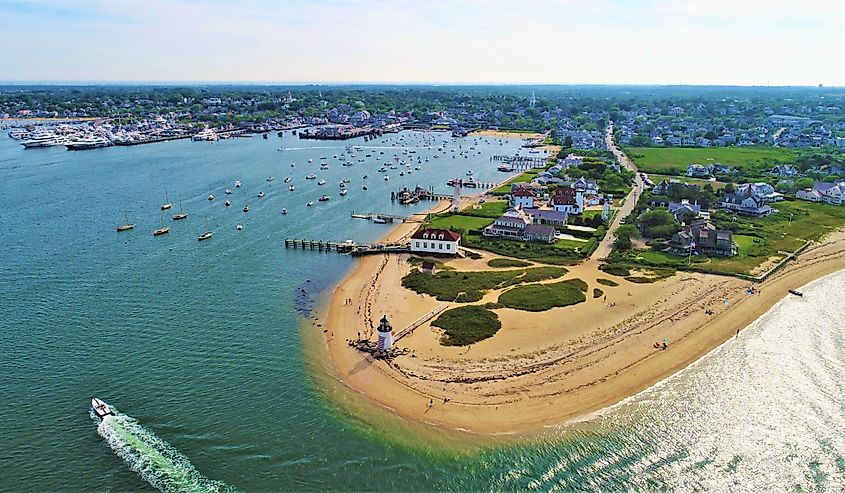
410;228;461;255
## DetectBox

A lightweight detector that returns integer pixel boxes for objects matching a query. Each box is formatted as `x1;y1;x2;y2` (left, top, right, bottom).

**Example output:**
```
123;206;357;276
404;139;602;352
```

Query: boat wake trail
95;411;232;493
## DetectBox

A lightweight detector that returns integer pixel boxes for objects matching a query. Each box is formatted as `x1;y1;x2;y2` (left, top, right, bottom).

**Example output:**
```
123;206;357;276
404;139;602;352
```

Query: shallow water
2;130;843;491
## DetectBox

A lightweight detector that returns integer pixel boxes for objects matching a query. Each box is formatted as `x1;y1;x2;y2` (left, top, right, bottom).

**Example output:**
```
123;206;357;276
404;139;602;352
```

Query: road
589;123;644;261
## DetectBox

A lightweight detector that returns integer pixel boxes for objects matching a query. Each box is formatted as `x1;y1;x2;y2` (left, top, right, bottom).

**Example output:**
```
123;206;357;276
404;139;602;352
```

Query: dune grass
497;280;586;311
402;266;567;302
431;306;502;346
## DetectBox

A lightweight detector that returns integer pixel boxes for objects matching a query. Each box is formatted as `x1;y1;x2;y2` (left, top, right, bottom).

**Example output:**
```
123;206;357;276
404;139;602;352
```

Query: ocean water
2;130;844;492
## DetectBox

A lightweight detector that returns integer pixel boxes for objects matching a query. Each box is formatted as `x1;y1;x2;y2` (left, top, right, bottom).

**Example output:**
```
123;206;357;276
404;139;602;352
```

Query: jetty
284;238;357;253
391;186;452;204
350;212;408;223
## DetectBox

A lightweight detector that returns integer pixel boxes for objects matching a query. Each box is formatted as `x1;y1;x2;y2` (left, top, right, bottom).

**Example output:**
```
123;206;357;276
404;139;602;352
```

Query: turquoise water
2;131;844;491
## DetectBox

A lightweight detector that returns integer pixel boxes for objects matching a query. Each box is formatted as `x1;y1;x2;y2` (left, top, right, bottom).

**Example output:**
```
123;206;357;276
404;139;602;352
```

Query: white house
551;186;584;215
510;187;537;209
797;181;845;205
410;228;461;255
771;165;799;178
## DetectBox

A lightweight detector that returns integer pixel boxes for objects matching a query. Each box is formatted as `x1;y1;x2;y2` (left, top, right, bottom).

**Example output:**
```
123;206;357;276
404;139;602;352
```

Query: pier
491;155;549;169
284;238;357;253
390;186;452;204
350;212;409;223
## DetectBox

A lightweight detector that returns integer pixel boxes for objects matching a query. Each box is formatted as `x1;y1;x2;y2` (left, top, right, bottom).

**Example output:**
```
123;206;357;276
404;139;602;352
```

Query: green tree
614;224;639;251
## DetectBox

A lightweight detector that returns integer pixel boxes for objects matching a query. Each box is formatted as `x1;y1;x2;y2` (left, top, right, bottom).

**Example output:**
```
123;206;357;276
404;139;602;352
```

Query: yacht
21;132;64;148
172;203;188;221
116;210;134;232
160;190;172;210
198;217;213;241
192;128;219;141
65;135;112;150
153;215;170;236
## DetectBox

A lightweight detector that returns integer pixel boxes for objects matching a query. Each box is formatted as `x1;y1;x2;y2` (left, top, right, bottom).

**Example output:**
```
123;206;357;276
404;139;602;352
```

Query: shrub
497;281;586;311
600;264;631;277
562;278;588;292
487;258;531;268
593;288;604;299
432;306;502;346
401;266;568;302
596;278;619;287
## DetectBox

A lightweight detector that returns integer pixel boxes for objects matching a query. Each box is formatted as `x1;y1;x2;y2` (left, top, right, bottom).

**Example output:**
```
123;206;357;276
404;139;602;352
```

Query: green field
497;280;586;311
624;146;798;176
431;306;502;346
427;214;493;233
492;170;541;193
462;200;509;218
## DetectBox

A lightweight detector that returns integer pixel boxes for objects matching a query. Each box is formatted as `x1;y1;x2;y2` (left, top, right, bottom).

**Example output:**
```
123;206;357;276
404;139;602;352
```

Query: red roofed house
551;186;584;215
510;187;536;209
410;228;461;255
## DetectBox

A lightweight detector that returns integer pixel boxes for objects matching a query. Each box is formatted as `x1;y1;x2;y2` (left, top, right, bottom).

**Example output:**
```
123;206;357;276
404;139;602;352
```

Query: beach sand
315;216;845;434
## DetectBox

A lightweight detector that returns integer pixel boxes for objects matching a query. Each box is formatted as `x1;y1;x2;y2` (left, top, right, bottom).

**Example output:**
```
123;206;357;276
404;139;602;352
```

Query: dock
284;238;357;253
491;155;549;169
350;212;408;223
391;186;452;204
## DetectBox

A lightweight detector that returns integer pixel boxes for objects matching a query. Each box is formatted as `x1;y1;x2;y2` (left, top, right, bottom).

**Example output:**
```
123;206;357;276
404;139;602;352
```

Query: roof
411;228;461;241
523;208;568;222
512;188;536;197
525;224;556;236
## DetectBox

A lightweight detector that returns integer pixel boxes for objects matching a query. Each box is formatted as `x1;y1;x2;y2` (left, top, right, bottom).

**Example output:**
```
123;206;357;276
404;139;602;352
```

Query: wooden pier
491;155;549;169
284;238;356;253
350;212;408;223
391;186;452;204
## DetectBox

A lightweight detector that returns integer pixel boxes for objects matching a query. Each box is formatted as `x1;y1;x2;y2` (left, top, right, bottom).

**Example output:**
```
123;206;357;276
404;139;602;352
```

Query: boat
65;135;113;150
153;215;169;236
306;201;314;207
160;190;172;210
305;174;317;180
191;128;219;141
372;217;387;224
317;180;326;185
291;163;295;167
384;176;389;181
362;186;368;190
243;205;250;213
788;289;804;297
466;170;473;176
339;189;348;196
363;174;369;179
267;176;274;182
281;208;288;215
235;180;241;188
258;191;265;198
225;200;231;207
339;182;346;188
20;131;65;148
90;397;114;420
289;185;295;191
342;179;351;183
319;195;330;202
172;202;188;221
208;192;214;201
198;217;213;241
225;189;232;195
116;210;134;232
284;177;291;183
308;159;313;163
236;224;243;230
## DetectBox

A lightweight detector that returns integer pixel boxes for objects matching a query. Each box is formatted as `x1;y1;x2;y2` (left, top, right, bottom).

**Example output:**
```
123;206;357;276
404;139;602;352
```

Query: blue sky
1;0;843;85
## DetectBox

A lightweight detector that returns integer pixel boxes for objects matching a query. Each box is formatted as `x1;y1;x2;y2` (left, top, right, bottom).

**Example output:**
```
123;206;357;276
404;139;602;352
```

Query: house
524;224;556;243
736;183;783;203
483;208;533;239
572;177;599;195
721;193;774;217
550;186;584;215
771;164;799;177
686;164;711;178
668;199;702;221
523;208;568;228
421;260;437;275
669;220;736;256
410;228;461;255
796;180;845;205
510;187;536;209
558;153;584;168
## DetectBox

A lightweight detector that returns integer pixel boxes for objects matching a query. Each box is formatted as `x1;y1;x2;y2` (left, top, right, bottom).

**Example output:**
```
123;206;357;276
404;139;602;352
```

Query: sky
1;0;843;86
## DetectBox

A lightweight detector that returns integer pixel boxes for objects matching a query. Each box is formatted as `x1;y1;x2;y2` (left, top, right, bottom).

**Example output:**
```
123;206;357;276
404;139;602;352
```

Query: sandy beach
313;210;845;435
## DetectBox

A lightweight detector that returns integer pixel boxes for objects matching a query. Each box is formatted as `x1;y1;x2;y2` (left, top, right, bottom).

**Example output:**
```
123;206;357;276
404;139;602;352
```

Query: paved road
589;123;644;261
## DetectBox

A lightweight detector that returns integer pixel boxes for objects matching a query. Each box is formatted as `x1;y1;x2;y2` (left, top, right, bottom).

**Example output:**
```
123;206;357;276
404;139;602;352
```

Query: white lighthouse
452;179;462;212
377;315;394;351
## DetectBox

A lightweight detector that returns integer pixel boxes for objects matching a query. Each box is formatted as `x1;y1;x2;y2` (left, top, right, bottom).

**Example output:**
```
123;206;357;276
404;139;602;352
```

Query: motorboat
363;174;369;179
243;205;250;213
291;163;296;167
306;201;314;207
339;189;348;196
318;195;330;202
225;200;231;206
339;182;346;188
225;189;233;195
281;208;288;215
362;185;368;191
258;191;265;198
305;174;317;180
235;180;241;188
91;397;114;419
384;176;389;181
289;185;295;191
267;176;274;182
236;224;243;230
284;177;291;183
466;170;473;176
317;180;326;185
208;193;214;201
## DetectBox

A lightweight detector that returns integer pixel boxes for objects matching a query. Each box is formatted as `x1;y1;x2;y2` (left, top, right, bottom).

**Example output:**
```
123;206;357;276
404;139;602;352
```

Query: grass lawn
624;146;798;176
431;306;502;346
463;233;587;265
427;214;493;233
648;173;728;189
402;266;567;302
497;280;587;311
462;200;509;218
492;170;541;193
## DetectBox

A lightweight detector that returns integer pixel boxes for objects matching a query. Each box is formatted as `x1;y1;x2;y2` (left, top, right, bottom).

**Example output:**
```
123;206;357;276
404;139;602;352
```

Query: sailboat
160;190;172;210
172;202;188;221
243;204;250;213
198;216;213;241
116;209;134;232
153;214;170;236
